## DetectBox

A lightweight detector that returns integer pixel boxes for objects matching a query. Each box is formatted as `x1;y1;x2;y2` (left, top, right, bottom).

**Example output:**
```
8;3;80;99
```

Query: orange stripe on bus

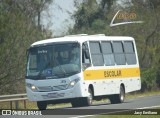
84;68;140;80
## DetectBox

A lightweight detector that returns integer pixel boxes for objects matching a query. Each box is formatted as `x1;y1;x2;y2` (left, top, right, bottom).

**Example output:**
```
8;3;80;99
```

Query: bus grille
38;84;68;92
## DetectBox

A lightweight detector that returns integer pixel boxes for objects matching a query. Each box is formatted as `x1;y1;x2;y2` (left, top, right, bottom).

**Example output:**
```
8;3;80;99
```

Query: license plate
47;92;65;98
48;93;58;98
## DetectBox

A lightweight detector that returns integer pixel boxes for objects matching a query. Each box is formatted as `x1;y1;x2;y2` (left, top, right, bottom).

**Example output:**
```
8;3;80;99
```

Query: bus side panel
83;66;141;96
82;37;141;97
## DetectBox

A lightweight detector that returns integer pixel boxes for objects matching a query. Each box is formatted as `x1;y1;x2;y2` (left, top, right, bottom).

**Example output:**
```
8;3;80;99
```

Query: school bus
26;34;141;110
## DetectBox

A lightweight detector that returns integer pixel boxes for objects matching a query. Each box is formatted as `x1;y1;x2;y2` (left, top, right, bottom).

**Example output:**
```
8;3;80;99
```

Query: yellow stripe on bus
84;68;140;80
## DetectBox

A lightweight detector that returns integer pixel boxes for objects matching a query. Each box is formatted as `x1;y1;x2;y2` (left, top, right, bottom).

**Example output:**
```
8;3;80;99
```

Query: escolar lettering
104;70;122;78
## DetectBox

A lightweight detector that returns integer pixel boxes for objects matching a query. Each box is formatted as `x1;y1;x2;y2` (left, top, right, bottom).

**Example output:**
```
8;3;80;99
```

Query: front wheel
83;88;93;106
109;85;125;104
37;101;47;110
119;86;125;103
71;99;81;107
71;88;93;107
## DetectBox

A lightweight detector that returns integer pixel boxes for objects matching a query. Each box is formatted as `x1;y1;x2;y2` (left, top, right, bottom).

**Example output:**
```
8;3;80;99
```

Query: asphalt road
42;94;160;118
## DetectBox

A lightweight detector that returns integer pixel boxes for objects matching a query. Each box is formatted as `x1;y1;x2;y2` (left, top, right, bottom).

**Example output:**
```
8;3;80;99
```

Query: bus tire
71;99;80;107
37;101;47;110
83;88;93;106
119;85;125;103
109;85;125;104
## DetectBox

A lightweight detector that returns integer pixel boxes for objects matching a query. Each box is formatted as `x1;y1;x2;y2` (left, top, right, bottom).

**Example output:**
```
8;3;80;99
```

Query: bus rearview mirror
85;50;90;59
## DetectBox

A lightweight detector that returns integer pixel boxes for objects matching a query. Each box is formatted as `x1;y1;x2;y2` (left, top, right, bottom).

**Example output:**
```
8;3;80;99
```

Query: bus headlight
26;83;39;92
68;78;80;89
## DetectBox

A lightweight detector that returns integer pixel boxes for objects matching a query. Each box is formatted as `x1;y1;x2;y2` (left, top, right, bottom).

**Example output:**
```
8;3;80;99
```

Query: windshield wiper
65;71;80;76
26;75;37;80
37;62;51;79
54;58;67;77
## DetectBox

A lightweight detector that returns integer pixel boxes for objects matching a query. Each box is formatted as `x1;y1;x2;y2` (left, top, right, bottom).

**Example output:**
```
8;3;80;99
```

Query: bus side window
124;41;137;65
101;41;115;66
82;42;91;69
113;41;126;65
89;41;104;66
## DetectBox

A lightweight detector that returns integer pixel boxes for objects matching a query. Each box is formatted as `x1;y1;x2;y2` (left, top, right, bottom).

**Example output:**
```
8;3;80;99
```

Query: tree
72;0;116;33
0;0;53;94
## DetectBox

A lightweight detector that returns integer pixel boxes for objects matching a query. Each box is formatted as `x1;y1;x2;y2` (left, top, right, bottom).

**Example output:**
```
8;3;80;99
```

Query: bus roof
31;34;134;47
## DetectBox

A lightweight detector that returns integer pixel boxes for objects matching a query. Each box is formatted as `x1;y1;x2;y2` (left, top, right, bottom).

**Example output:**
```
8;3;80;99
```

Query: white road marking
136;105;160;109
70;115;95;118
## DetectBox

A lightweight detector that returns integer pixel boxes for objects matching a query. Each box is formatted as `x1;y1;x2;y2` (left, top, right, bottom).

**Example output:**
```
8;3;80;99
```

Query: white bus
26;34;141;110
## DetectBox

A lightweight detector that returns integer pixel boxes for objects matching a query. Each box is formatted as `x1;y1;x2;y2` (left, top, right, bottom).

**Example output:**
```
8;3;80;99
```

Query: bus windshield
26;42;81;80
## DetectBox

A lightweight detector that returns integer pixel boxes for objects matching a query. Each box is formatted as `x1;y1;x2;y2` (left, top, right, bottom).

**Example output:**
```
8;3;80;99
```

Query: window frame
101;41;115;66
124;41;137;65
82;42;91;64
113;41;126;65
89;41;104;66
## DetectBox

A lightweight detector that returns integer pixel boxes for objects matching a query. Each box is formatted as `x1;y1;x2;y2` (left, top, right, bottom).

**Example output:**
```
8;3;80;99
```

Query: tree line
0;0;53;94
0;0;159;95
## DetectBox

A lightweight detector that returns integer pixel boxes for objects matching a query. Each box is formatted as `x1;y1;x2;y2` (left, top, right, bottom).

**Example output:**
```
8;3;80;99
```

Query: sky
41;0;124;36
41;0;132;37
41;0;76;36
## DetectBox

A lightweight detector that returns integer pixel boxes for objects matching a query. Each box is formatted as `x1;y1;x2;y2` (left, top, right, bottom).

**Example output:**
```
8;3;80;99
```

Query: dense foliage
0;0;53;94
0;0;159;95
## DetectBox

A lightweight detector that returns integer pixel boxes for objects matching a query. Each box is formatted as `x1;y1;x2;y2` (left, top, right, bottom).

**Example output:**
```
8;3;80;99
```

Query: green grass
126;91;160;99
0;90;160;109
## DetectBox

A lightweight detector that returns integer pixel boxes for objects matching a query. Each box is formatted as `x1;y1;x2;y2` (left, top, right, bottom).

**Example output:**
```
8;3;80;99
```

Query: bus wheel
71;99;80;107
109;85;125;104
119;85;125;103
37;101;47;110
83;88;93;106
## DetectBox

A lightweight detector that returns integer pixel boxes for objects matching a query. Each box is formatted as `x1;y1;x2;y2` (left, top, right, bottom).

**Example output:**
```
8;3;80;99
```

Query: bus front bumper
26;85;86;102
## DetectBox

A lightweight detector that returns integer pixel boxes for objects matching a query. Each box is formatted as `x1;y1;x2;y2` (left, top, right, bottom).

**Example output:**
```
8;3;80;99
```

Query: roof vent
65;34;88;37
91;34;105;36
